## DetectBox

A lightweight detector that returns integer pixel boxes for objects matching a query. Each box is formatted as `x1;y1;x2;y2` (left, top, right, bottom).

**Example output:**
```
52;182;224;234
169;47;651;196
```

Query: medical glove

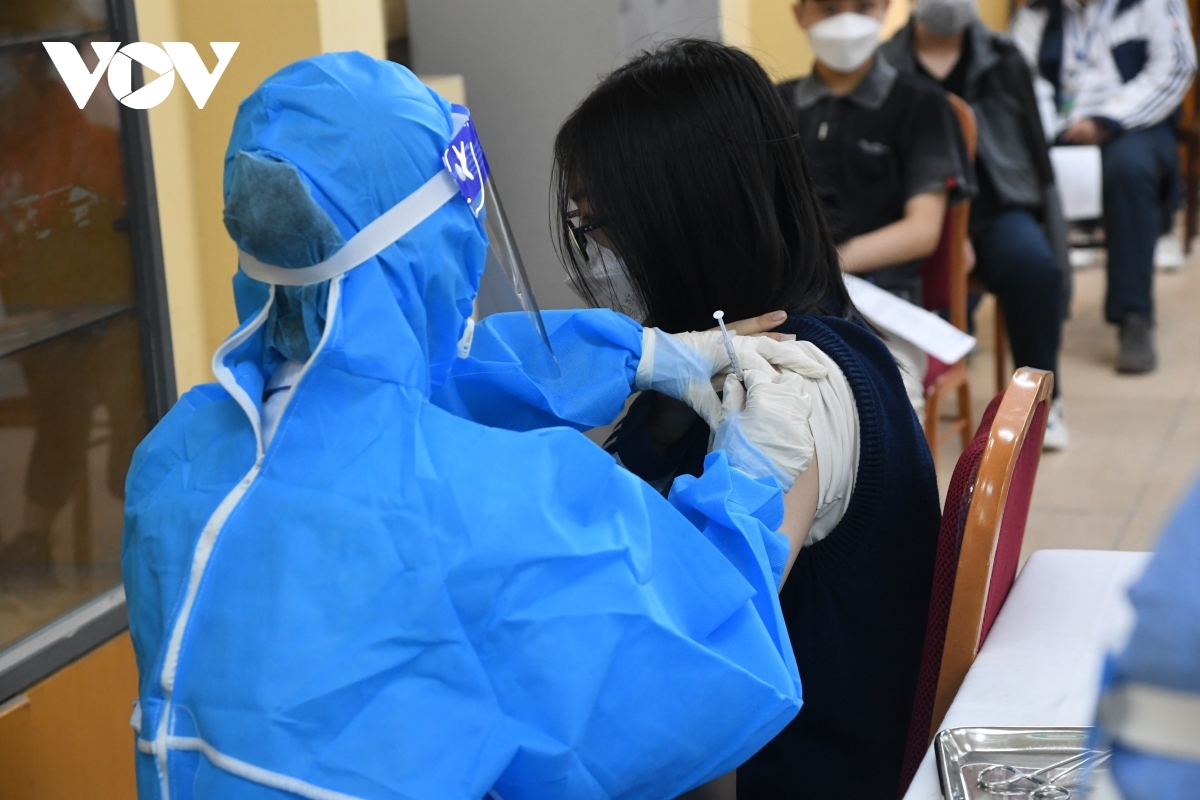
713;369;815;492
635;327;827;428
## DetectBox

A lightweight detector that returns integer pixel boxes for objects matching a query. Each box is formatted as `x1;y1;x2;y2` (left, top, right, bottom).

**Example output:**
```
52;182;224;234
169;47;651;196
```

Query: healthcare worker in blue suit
1089;477;1200;800
123;53;821;800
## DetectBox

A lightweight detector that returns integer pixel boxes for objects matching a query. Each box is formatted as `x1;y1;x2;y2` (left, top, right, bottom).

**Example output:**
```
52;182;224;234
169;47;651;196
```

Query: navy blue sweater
607;316;941;798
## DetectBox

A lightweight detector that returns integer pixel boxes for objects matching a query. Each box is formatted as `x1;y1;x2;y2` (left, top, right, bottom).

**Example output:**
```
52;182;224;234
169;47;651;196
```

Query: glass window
0;1;163;655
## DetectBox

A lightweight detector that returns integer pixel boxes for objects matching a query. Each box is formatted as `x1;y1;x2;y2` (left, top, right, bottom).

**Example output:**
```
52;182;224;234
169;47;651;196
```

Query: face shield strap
236;105;557;375
237;170;460;286
237;104;487;287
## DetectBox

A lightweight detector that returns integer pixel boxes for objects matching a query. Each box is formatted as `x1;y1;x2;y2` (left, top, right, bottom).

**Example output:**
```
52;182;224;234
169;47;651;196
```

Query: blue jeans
973;208;1064;396
1102;123;1179;323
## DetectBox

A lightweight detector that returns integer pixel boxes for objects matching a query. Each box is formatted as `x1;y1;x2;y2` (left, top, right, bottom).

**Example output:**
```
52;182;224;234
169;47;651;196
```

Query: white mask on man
806;13;883;72
914;0;977;35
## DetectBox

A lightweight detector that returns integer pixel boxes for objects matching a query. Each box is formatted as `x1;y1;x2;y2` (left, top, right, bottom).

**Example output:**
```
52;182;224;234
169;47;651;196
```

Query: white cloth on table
902;549;1152;800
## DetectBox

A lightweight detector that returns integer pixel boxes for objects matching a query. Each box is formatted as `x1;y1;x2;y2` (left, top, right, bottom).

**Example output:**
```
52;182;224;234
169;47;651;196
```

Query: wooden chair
922;93;977;465
991;304;1010;395
897;367;1055;794
1179;0;1200;253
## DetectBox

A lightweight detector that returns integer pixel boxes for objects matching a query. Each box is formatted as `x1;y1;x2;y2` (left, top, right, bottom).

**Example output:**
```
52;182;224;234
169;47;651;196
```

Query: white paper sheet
843;273;977;364
1049;145;1104;221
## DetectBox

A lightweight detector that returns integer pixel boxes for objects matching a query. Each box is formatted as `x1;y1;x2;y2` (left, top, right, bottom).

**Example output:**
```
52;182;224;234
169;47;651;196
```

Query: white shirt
789;342;861;546
262;360;305;447
1011;0;1197;136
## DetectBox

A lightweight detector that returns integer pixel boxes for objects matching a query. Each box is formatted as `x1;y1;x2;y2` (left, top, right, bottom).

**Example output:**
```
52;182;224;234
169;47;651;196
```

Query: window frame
0;0;174;702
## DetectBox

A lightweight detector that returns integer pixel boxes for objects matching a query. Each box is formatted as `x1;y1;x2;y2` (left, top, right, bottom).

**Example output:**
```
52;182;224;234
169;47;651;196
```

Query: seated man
881;0;1072;449
1012;0;1196;374
782;0;972;410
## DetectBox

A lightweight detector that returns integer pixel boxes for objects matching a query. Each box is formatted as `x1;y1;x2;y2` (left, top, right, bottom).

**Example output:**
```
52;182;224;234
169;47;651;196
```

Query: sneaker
1116;314;1158;374
1154;233;1185;271
1042;398;1069;451
1070;247;1101;270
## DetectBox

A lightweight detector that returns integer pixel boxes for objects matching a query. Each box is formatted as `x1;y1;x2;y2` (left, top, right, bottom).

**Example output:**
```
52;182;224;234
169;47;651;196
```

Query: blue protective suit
1097;477;1200;799
122;53;801;800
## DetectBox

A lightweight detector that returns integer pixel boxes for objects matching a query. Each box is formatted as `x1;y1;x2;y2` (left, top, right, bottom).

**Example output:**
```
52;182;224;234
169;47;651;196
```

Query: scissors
978;750;1110;798
712;310;746;385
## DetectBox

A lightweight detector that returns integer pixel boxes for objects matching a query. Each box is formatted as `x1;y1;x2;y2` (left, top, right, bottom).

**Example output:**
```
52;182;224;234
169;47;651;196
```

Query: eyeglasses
563;212;604;258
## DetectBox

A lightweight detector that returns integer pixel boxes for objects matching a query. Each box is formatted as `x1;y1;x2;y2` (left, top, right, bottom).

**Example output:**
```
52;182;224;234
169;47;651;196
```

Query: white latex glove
712;370;815;492
634;328;826;428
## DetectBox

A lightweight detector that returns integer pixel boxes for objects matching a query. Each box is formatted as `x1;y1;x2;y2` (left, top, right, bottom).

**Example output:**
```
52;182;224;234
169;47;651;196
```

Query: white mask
566;246;648;323
806;13;883;73
914;0;977;35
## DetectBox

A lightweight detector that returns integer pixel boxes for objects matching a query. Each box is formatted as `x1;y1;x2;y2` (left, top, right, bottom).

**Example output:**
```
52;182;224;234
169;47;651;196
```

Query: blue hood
224;52;486;390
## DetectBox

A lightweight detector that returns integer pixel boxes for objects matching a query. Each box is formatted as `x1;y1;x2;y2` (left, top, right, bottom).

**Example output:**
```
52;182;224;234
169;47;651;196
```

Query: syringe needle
713;310;746;383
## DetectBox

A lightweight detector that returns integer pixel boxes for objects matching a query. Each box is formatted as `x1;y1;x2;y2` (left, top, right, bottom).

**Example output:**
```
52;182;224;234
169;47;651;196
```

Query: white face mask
806;13;883;73
566;246;648;323
914;0;977;35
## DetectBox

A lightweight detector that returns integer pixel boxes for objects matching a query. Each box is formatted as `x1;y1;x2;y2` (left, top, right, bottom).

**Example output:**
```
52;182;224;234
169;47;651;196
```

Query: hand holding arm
720;309;794;341
635;328;822;428
639;310;799;451
713;370;819;493
713;370;822;585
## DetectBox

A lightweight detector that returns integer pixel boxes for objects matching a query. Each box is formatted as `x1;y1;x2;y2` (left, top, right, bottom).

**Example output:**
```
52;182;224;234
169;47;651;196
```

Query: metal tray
936;727;1109;799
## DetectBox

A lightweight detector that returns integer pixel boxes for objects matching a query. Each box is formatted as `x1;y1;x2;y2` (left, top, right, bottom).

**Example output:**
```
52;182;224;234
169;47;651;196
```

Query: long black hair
553;38;853;334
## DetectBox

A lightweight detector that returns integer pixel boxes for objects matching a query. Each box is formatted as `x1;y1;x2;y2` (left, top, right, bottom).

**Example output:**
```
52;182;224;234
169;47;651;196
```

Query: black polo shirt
780;56;970;303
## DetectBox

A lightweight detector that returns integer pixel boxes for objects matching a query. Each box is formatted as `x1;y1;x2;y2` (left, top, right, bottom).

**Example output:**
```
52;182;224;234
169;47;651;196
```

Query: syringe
712;310;746;385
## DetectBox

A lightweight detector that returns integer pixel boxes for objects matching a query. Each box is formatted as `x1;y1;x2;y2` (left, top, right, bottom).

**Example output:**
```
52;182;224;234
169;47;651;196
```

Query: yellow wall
738;0;1012;81
134;0;386;393
977;0;1012;36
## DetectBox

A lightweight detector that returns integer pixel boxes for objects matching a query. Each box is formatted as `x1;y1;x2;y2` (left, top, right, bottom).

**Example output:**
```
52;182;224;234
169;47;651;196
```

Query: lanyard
1066;0;1115;79
1060;0;1115;111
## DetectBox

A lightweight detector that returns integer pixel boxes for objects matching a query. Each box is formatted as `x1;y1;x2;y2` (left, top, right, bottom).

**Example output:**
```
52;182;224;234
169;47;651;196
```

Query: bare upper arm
777;451;819;588
904;190;948;257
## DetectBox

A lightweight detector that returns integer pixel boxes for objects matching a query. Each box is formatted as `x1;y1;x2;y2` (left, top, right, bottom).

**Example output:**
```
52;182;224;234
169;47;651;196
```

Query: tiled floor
939;243;1200;560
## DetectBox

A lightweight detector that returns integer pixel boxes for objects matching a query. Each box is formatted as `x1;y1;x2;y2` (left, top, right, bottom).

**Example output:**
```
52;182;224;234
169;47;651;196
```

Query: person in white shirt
1011;0;1196;373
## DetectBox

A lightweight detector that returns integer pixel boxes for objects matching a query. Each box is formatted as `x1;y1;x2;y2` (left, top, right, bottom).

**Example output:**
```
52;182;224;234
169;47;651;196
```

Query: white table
903;549;1152;799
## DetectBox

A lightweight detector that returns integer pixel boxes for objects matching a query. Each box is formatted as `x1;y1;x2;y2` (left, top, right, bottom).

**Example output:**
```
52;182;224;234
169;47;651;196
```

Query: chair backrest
947;93;978;160
897;390;1005;794
932;367;1054;733
920;93;976;335
1182;0;1200;130
896;368;1055;795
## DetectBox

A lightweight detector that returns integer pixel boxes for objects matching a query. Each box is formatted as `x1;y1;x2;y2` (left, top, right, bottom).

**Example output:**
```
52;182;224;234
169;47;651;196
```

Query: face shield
236;103;559;378
446;107;560;379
